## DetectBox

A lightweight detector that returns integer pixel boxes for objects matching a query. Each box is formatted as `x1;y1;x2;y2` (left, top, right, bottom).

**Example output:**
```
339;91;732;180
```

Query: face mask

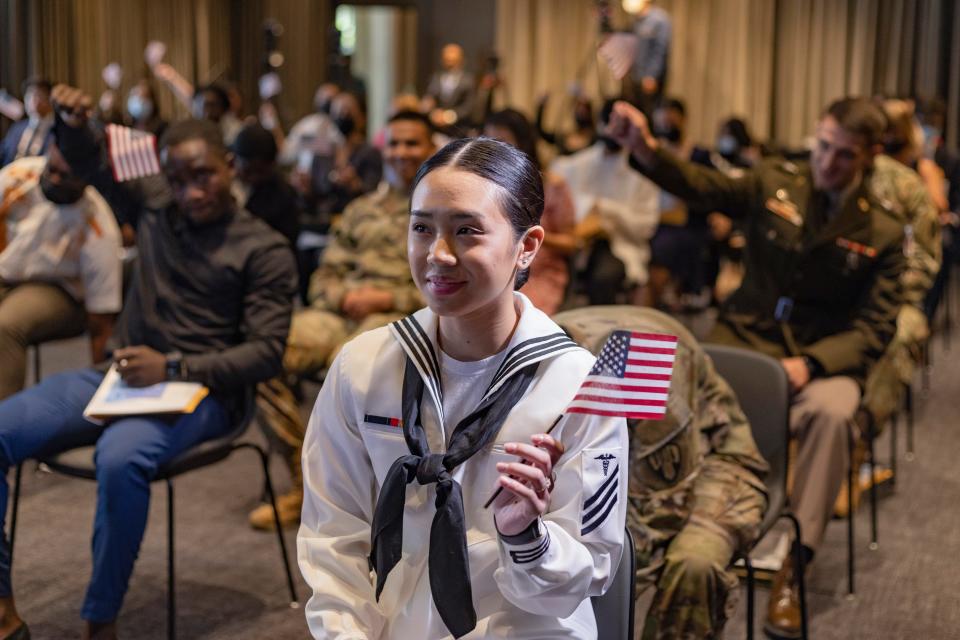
654;125;682;144
334;114;356;136
316;99;332;115
191;96;205;120
40;171;85;205
127;95;153;121
599;135;622;152
717;134;739;156
884;138;908;155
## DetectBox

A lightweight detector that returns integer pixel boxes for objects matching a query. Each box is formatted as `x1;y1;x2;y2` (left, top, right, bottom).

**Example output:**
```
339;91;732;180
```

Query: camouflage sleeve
901;186;942;307
307;208;359;312
694;345;770;480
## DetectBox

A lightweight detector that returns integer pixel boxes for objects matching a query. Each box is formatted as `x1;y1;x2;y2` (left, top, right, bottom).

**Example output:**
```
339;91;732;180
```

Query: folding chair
8;397;298;640
704;344;809;640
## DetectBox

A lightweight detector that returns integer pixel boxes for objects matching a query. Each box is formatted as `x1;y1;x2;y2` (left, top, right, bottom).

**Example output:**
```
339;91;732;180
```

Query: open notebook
83;365;209;421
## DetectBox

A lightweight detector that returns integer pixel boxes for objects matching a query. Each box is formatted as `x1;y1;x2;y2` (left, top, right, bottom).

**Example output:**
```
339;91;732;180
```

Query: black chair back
703;344;791;528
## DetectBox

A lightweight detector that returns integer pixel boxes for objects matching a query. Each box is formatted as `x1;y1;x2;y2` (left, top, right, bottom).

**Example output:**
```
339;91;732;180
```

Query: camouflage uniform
554;306;769;640
257;183;423;495
861;155;941;432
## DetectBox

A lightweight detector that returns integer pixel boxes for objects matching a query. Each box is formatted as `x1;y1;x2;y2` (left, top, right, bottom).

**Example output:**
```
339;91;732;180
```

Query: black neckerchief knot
370;355;539;638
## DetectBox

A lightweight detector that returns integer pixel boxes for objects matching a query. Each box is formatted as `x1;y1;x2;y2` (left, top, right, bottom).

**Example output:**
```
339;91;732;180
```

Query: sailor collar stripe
392;316;445;424
482;333;582;402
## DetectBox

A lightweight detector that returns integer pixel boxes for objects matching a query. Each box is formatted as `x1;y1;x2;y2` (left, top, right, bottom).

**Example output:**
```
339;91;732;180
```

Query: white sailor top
298;293;628;639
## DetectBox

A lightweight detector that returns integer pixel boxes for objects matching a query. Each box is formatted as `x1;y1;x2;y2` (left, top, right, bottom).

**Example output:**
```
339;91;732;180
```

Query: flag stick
483;414;563;509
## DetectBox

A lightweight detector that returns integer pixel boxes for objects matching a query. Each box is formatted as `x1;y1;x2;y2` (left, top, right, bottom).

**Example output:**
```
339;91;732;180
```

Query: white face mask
716;134;738;156
127;95;154;121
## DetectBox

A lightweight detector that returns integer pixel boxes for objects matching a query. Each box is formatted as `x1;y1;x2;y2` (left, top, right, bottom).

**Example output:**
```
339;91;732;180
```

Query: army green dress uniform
631;149;905;552
556;306;769;640
252;183;423;528
861;154;941;433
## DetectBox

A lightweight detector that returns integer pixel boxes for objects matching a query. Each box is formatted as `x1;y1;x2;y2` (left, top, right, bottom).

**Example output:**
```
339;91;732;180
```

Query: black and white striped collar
389;293;584;423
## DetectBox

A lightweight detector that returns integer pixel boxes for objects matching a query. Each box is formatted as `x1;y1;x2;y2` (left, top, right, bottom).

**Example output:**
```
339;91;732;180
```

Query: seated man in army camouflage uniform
250;111;436;529
556;306;769;640
843;101;942;512
610;97;905;639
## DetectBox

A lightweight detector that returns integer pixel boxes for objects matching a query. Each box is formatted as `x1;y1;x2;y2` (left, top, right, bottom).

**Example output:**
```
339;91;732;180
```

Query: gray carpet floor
9;308;960;639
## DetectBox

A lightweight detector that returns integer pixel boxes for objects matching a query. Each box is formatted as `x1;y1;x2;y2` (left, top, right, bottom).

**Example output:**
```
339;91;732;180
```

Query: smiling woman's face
409;166;532;319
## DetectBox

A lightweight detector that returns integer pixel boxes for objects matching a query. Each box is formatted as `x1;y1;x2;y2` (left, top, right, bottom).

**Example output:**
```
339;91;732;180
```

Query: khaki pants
789;376;860;550
0;281;86;400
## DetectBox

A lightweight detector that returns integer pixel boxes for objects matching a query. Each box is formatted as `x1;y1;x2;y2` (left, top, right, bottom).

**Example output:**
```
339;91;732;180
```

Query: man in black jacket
0;86;296;640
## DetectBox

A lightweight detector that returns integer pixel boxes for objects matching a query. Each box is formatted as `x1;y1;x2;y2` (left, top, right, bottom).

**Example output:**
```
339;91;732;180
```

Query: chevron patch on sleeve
580;448;622;538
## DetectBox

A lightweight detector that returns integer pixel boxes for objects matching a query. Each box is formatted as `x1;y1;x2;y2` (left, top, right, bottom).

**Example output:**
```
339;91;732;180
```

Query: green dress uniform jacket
632;149;906;385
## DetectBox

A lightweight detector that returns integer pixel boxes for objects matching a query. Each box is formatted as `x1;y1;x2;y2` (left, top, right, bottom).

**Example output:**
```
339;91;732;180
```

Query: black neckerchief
370;355;539;638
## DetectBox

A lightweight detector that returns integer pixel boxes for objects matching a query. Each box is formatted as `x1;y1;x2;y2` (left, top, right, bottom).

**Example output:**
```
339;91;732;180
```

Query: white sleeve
493;412;628;617
297;351;386;640
79;189;123;314
595;177;660;243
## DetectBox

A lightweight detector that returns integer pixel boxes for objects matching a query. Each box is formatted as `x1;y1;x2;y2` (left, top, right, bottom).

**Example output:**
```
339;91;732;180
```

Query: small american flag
566;330;677;420
105;124;161;182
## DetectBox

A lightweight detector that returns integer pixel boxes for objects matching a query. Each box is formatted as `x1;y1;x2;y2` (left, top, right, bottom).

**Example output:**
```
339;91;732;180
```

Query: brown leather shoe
248;489;303;531
764;554;802;639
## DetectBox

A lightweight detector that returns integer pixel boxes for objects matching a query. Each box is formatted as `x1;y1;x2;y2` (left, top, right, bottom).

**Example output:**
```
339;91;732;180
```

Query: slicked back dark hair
160;118;227;156
823;97;887;148
412;137;544;289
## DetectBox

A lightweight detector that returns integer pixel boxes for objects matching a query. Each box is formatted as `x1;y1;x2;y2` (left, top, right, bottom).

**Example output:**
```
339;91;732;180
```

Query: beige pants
789;376;860;550
0;281;86;399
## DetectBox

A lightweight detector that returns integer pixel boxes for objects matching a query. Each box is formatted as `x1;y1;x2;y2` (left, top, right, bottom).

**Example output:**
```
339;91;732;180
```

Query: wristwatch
802;356;822;380
165;351;186;381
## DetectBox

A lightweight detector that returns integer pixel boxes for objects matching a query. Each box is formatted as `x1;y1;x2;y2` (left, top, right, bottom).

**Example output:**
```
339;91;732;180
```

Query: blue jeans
0;368;231;622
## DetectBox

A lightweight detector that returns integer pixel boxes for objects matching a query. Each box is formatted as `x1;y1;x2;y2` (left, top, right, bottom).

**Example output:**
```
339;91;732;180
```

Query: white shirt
279;112;344;167
437;348;507;441
551;143;660;285
0;157;122;313
298;293;628;639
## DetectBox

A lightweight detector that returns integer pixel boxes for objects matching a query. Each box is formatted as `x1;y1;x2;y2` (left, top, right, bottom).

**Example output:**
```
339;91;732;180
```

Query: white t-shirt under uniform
0;157;123;314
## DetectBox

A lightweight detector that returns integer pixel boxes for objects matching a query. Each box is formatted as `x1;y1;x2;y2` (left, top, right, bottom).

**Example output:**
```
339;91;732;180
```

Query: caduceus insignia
595;453;616;476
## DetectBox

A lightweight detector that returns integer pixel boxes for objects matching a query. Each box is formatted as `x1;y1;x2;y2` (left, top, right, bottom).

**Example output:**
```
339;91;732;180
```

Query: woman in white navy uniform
298;137;628;639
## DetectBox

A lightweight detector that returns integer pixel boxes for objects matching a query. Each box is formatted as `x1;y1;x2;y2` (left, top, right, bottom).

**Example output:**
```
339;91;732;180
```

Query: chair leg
8;464;22;565
785;513;809;640
744;555;755;640
921;342;931;395
847;431;856;596
905;383;915;461
868;433;878;551
889;411;898;486
237;443;299;606
32;346;41;386
167;479;176;640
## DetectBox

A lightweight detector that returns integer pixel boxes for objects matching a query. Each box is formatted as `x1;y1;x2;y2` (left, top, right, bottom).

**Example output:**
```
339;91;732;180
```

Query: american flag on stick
105;124;161;182
483;330;676;508
566;330;677;420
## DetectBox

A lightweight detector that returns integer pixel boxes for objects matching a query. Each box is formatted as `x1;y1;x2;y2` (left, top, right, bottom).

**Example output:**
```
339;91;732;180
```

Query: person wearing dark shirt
0;78;55;168
232;123;301;247
0;85;296;640
298;92;382;226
